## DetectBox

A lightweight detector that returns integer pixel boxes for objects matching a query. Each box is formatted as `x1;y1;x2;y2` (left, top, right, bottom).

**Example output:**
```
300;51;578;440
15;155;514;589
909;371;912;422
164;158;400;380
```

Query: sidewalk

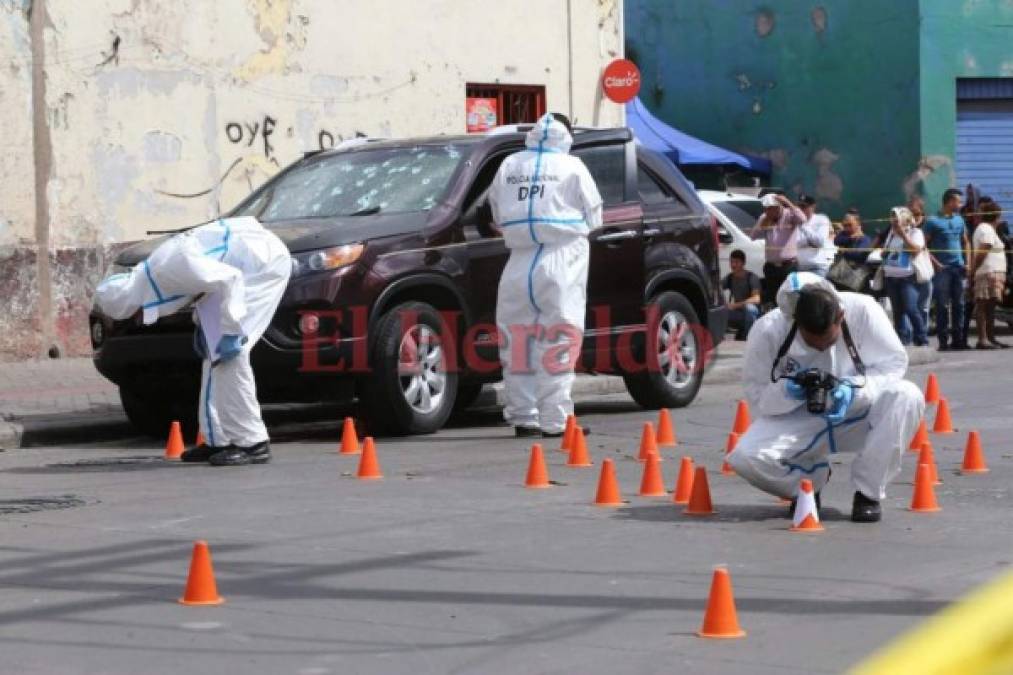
0;342;940;449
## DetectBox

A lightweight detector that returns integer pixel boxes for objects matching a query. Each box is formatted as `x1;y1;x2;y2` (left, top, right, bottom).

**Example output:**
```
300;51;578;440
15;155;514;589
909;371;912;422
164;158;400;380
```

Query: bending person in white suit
728;272;924;522
94;216;291;466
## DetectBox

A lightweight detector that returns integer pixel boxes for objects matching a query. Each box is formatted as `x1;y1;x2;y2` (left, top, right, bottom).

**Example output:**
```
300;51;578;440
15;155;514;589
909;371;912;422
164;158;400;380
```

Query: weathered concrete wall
0;0;623;360
627;0;923;229
917;0;1013;213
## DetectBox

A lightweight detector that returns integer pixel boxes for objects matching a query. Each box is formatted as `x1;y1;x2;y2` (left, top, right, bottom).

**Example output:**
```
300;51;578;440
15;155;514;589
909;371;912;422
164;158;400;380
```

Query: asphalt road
1;352;1011;675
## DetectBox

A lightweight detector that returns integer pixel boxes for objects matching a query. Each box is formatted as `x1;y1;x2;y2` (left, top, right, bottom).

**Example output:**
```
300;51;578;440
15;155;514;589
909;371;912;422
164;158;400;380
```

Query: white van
698;190;766;279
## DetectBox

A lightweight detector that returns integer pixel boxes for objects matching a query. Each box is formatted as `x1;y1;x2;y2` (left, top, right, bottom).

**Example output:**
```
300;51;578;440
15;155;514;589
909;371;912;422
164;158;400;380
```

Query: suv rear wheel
361;301;458;435
120;385;198;439
622;291;704;409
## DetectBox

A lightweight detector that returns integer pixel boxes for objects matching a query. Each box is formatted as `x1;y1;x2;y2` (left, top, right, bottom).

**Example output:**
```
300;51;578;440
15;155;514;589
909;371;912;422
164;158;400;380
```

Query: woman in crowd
970;200;1009;349
882;207;928;346
908;196;932;329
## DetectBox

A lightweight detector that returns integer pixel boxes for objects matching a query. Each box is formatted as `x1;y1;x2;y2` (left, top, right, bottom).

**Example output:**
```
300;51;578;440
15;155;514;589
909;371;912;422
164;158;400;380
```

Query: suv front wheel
622;291;704;409
361;301;458;435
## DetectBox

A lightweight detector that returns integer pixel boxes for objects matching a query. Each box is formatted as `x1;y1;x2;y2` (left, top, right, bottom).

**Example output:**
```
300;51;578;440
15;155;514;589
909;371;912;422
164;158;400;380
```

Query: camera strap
769;320;866;382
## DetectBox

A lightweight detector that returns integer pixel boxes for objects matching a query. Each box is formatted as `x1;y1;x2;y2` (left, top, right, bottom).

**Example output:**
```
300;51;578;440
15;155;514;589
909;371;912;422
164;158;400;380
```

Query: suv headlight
291;244;364;277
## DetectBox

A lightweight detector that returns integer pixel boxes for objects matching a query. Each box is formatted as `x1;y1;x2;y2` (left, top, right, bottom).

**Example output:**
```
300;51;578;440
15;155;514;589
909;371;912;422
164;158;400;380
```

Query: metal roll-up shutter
956;80;1013;214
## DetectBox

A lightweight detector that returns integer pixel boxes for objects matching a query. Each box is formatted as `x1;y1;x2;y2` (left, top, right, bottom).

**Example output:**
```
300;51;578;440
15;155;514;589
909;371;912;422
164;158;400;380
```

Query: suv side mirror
717;226;733;245
464;199;497;238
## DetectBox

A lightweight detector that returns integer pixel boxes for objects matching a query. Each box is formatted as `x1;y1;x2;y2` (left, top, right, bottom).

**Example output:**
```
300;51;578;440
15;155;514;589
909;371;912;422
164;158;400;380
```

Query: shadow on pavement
614;502;850;524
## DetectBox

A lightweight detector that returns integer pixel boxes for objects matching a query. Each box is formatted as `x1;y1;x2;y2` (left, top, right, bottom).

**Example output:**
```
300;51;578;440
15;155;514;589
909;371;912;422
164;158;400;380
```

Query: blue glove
824;381;855;424
785;378;806;401
215;334;246;362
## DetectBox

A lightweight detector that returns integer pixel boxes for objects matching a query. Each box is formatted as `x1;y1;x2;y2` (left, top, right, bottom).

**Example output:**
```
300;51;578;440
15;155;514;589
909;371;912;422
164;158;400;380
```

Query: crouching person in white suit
94;216;291;466
728;272;924;522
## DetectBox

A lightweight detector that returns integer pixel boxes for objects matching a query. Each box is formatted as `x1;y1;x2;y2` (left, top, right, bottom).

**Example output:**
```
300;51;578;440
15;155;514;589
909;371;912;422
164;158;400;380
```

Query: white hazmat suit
728;272;924;500
94;217;291;449
489;114;603;433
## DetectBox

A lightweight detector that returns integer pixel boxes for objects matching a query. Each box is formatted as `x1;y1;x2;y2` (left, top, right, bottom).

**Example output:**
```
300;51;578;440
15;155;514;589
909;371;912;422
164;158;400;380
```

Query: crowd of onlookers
721;188;1011;350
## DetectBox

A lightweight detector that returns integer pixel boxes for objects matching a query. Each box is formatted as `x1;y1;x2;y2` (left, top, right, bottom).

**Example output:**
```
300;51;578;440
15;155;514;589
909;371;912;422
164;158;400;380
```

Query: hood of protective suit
525;114;573;155
775;271;842;319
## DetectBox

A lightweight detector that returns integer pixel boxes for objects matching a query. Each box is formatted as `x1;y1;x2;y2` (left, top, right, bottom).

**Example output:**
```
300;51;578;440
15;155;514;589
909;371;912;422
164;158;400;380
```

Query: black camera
792;369;838;415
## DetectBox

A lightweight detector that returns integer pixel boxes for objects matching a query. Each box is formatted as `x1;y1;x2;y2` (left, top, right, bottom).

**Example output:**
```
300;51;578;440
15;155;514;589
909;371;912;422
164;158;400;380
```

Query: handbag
828;257;870;292
912;248;934;284
869;264;885;292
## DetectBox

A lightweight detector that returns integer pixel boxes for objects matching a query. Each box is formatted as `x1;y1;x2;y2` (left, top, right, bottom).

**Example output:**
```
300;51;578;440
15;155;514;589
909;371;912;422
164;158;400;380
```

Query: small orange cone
732;400;751;435
656;409;677;447
697;566;746;639
525;444;551;489
594;458;623;506
910;463;941;512
195;430;205;447
339;417;361;455
908;418;929;452
684;467;714;515
790;478;823;533
179;540;224;605
932;398;955;434
639;452;667;497
356;437;382;479
721;432;739;476
560;415;577;453
165;421;184;460
567;428;593;467
672;457;695;504
924;372;940;405
961;431;989;474
638;422;659;462
919;441;941;485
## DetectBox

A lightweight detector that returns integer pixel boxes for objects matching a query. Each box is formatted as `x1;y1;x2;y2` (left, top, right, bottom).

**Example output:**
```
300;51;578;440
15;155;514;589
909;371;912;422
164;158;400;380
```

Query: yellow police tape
848;571;1013;675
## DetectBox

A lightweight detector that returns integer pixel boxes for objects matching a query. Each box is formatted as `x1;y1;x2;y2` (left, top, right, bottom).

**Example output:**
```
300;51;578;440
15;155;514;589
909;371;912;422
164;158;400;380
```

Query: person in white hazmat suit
93;216;291;466
727;272;924;522
489;113;603;437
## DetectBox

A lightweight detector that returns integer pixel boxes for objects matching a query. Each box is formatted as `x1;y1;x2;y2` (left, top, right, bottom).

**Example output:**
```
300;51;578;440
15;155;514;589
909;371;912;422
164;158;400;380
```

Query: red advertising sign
602;59;641;104
466;97;498;132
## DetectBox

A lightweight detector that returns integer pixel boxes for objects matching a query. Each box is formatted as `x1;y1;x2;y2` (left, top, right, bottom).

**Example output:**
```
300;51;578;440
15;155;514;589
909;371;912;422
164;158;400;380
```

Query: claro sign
602;59;641;104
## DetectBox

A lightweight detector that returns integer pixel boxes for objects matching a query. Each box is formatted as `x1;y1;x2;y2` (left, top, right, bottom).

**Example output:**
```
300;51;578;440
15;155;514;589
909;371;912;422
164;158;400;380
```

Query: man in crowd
722;249;762;340
796;195;836;278
749;193;807;307
923;189;971;351
728;273;923;523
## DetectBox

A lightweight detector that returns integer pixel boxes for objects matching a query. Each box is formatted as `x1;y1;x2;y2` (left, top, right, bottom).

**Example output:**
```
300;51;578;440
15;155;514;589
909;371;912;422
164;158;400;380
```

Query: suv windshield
233;144;469;221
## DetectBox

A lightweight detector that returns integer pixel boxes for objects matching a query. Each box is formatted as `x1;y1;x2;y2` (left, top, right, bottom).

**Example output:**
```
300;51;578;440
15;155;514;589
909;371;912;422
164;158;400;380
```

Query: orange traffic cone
639;452;667;497
567;429;593;467
924;372;940;405
721;432;739;476
910;463;941;512
961;430;989;474
656;409;677;447
933;398;955;434
560;415;577;453
908;418;929;452
179;541;224;605
339;417;361;455
919;441;941;485
697;566;746;638
195;430;205;447
594;458;623;506
356;437;382;479
638;422;659;462
165;421;184;460
684;467;714;515
672;457;695;505
732;400;751;435
525;444;551;489
790;478;823;533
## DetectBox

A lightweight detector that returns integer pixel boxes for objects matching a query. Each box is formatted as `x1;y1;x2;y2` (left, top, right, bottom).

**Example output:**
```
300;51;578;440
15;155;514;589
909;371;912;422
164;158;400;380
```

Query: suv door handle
643;228;662;238
596;230;639;243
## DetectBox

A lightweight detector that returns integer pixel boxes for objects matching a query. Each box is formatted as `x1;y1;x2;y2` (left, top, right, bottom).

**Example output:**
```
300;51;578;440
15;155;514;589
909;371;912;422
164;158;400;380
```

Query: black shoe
514;426;542;438
180;444;228;463
209;442;272;466
542;426;591;439
937;342;950;352
851;491;882;523
991;340;1010;349
951;342;971;351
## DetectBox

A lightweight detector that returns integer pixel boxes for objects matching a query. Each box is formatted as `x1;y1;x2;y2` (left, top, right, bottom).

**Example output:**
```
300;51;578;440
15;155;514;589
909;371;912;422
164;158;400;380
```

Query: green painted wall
918;0;1013;214
627;0;924;230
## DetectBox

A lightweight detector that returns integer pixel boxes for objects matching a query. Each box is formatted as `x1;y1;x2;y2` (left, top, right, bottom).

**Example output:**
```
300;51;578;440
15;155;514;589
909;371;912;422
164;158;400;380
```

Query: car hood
114;212;433;266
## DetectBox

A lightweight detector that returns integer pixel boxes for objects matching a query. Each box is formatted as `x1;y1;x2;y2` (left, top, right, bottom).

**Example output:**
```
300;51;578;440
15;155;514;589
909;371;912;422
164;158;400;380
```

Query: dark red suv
90;127;728;436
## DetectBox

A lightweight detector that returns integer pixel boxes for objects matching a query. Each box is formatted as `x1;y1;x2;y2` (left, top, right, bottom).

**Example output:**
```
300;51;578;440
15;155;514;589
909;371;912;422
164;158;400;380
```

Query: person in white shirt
970;200;1009;349
882;207;928;346
796;195;836;278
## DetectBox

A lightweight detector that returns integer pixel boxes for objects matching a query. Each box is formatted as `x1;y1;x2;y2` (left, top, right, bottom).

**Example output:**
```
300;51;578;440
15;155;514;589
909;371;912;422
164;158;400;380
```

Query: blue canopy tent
626;97;771;176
